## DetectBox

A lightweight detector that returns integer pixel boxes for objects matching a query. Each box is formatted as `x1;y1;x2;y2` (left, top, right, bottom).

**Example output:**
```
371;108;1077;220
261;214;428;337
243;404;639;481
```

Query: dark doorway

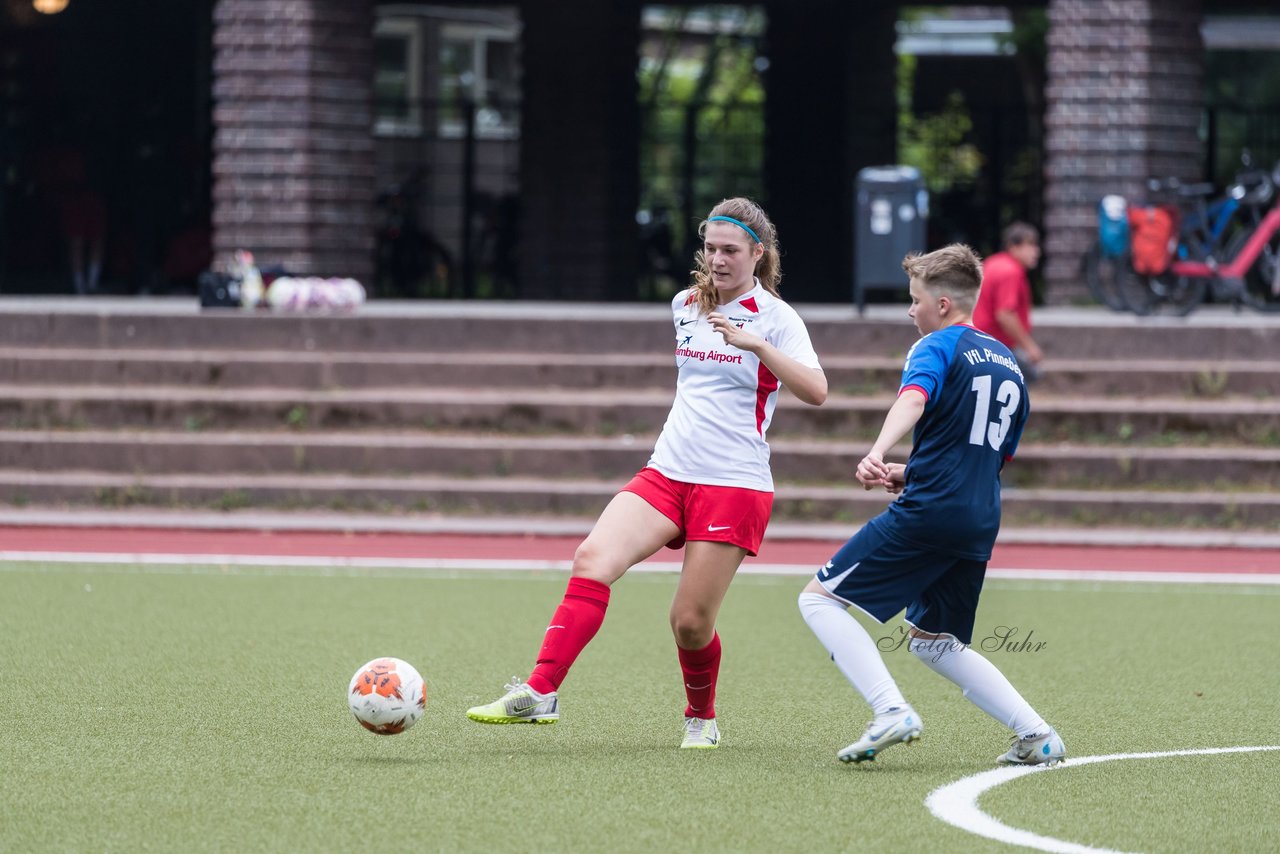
0;0;214;295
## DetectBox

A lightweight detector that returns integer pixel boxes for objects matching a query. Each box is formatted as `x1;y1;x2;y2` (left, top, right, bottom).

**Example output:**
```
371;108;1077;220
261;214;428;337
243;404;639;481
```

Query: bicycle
1167;160;1280;313
1119;172;1263;315
1084;156;1273;315
373;171;455;299
1081;196;1134;312
1082;179;1231;315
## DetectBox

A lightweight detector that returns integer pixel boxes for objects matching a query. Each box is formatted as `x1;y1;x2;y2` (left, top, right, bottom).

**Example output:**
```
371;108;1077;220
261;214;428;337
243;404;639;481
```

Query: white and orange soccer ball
347;657;427;735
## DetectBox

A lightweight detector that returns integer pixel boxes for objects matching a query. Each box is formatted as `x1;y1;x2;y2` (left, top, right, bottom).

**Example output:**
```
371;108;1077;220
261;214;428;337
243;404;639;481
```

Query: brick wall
1043;0;1203;302
211;0;375;281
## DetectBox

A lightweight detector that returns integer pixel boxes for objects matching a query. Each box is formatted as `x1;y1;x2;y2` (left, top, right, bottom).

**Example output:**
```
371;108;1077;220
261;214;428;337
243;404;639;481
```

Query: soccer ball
347;657;427;735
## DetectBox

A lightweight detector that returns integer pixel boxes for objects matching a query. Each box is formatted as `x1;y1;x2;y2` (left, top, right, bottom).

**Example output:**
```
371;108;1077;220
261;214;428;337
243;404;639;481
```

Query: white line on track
0;551;1277;584
926;745;1280;853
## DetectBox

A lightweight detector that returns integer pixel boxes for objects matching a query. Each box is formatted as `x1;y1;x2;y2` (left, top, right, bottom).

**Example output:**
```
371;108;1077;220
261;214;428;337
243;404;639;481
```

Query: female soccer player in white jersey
467;197;827;748
798;244;1064;767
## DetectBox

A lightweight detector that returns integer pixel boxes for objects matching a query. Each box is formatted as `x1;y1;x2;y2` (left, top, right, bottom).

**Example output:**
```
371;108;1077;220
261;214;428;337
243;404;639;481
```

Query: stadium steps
0;301;1277;540
1;304;1276;357
0;384;1277;441
2;347;1279;398
0;430;1277;490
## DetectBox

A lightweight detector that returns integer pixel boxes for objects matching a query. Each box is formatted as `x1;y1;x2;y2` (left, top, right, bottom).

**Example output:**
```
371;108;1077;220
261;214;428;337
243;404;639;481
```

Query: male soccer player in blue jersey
798;244;1065;766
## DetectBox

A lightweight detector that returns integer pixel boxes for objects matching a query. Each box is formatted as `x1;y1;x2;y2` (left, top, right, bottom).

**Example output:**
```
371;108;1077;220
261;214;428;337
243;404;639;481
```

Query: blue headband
707;215;761;244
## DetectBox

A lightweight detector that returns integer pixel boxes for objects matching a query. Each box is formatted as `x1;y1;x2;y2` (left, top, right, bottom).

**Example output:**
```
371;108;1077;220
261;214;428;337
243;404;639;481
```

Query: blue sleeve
900;332;951;402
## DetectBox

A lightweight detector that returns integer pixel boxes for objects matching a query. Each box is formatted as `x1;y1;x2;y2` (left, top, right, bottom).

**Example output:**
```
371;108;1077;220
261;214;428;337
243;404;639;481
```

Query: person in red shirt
972;222;1043;381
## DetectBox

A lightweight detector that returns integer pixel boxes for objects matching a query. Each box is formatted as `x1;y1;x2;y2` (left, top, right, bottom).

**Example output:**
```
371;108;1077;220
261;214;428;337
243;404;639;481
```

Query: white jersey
647;283;822;492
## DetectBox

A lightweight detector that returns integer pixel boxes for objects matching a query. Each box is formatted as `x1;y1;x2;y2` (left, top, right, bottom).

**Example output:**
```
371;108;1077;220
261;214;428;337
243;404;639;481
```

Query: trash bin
854;165;928;312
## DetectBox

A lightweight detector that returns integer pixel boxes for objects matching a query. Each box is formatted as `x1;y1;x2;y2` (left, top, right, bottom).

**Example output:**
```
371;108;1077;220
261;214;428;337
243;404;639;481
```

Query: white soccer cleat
837;705;923;763
997;728;1066;766
681;716;721;749
466;677;559;724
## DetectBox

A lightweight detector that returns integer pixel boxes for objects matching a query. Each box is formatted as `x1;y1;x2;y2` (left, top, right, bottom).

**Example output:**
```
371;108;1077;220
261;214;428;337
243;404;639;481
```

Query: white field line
984;567;1280;585
926;745;1280;853
0;551;1277;584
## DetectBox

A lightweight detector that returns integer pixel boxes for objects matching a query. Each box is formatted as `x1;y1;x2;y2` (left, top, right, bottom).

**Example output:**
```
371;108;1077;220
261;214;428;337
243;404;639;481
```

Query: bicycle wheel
1150;273;1208;316
1082;241;1130;311
1117;272;1155;315
1226;228;1280;312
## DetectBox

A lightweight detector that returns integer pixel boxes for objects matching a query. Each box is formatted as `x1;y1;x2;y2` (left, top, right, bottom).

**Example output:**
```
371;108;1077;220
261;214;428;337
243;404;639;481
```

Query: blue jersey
879;324;1029;560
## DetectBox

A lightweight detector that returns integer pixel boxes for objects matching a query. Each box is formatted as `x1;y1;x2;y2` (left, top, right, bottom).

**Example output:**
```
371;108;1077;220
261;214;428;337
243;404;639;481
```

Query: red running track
0;526;1276;576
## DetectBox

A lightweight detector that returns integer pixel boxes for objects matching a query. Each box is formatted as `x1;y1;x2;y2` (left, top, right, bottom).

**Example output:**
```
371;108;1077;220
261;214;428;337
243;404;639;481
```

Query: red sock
678;633;721;719
526;577;611;695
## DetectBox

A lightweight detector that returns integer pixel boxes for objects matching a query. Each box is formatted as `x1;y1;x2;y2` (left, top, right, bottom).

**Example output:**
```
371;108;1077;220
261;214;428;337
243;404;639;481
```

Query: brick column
211;0;375;281
517;0;641;300
1042;0;1203;303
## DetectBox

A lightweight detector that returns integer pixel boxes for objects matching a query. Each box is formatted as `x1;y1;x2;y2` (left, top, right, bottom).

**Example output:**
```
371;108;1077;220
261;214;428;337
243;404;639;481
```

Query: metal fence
373;98;521;300
639;98;1044;263
1205;106;1280;185
372;99;1278;302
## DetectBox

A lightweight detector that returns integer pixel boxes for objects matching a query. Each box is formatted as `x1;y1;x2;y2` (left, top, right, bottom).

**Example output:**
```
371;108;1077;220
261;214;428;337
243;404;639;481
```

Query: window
439;23;520;139
374;17;422;137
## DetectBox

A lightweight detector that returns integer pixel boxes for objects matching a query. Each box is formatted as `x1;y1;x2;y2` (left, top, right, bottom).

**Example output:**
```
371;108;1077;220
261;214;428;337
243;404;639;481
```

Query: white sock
909;636;1048;738
799;592;906;716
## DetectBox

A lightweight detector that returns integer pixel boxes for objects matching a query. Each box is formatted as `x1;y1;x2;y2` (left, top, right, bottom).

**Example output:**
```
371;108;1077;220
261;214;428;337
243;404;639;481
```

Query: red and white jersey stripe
647;283;822;492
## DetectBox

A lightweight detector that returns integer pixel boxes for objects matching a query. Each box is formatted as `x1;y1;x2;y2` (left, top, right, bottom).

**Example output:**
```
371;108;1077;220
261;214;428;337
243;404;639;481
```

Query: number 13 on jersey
968;374;1021;450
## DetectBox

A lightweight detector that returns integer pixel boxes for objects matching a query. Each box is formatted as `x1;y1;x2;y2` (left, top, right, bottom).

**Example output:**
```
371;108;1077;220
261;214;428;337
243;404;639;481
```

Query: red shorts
620;467;773;557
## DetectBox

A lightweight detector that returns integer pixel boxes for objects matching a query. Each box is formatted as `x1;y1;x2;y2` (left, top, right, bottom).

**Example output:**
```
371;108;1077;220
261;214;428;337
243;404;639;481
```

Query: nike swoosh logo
707;525;731;532
679;318;695;326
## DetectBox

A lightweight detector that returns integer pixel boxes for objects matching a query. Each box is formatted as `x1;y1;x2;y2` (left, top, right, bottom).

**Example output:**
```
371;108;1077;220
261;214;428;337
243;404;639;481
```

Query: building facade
8;0;1270;303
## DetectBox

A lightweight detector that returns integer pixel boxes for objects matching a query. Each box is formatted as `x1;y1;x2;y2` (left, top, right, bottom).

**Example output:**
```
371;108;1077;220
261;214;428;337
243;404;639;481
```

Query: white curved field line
926;745;1280;853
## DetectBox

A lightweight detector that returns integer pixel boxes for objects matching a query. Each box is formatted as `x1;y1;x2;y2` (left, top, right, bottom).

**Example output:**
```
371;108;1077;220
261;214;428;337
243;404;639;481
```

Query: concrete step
0;308;904;355
3;348;1278;398
0;470;1274;530
2;430;1276;490
3;302;1279;359
0;348;681;391
2;385;1276;442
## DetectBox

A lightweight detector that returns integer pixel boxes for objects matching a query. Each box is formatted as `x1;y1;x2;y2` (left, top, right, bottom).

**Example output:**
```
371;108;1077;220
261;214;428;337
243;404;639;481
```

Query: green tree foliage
896;53;983;195
637;7;767;296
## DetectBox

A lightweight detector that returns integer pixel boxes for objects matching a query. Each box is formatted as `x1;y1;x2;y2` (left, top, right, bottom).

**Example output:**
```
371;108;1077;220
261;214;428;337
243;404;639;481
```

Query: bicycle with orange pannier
1085;157;1280;315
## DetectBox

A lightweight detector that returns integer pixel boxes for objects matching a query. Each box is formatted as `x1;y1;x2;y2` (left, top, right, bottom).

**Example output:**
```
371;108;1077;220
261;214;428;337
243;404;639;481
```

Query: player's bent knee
908;633;963;664
569;541;620;584
670;611;713;649
800;577;827;596
797;590;842;624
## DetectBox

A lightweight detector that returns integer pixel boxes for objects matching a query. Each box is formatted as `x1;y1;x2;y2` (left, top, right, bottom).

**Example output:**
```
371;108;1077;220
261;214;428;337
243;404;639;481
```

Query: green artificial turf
1;563;1277;853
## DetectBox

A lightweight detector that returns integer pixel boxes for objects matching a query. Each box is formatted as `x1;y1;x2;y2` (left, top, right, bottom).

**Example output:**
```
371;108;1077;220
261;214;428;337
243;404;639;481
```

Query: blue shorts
815;518;986;645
